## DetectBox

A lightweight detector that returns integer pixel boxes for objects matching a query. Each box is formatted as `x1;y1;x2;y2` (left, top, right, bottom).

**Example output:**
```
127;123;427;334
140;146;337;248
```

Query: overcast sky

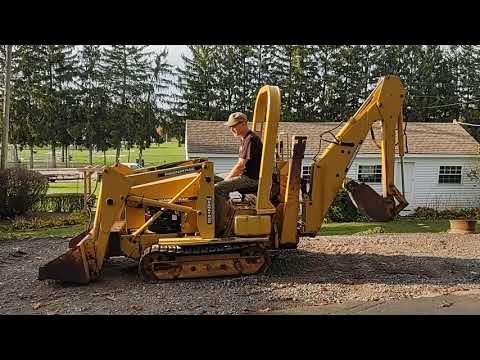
149;45;190;69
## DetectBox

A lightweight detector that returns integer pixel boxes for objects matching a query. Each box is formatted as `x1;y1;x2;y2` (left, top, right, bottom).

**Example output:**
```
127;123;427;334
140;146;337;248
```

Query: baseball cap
225;112;247;127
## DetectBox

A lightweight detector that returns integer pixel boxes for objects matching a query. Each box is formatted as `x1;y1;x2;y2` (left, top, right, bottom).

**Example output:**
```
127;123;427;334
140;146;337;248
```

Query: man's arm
224;158;246;180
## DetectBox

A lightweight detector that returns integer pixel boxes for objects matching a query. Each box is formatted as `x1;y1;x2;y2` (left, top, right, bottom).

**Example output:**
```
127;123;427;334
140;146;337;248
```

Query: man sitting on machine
215;112;263;200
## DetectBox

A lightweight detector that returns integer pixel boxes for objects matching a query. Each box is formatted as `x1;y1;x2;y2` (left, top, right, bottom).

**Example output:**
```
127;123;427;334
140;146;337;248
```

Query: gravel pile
1;233;480;314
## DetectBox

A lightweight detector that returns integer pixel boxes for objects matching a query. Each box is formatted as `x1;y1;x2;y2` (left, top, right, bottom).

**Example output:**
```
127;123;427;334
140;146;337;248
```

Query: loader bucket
345;179;393;222
69;229;90;248
38;235;91;284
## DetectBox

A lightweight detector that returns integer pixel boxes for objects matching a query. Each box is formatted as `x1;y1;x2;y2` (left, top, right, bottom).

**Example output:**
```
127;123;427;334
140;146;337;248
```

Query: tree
152;47;178;146
9;45;44;168
449;45;480;140
30;45;79;168
176;45;219;120
309;45;342;120
101;45;153;163
76;45;110;165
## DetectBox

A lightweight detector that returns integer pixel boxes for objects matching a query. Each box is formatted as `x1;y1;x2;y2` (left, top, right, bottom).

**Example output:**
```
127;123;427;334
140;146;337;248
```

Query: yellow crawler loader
39;75;408;284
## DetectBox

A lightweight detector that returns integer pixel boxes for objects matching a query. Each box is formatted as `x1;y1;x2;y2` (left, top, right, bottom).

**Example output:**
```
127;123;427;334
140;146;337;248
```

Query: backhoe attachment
301;75;409;235
345;179;407;222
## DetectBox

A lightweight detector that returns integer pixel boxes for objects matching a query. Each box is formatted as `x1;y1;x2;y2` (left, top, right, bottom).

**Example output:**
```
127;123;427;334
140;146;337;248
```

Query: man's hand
225;158;246;180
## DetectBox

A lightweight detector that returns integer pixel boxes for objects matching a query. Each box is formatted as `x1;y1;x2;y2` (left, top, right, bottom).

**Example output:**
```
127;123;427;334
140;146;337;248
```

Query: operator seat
238;186;259;201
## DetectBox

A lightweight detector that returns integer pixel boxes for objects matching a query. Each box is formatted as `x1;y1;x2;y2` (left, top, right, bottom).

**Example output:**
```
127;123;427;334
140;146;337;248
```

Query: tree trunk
138;147;143;162
13;144;19;164
88;145;93;165
51;143;57;168
103;151;106;165
65;146;68;168
115;146;121;164
61;145;65;163
29;145;34;169
128;147;131;162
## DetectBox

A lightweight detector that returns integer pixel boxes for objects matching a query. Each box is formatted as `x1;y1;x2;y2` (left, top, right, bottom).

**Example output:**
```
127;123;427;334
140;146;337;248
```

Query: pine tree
101;45;153;163
31;45;79;167
9;46;42;167
132;47;174;162
75;45;111;165
176;45;219;121
330;45;367;119
214;45;237;119
450;45;480;139
309;45;342;121
152;46;175;144
248;45;278;115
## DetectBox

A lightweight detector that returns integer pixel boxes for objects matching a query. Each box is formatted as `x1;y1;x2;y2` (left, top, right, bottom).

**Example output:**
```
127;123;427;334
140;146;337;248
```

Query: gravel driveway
1;233;480;314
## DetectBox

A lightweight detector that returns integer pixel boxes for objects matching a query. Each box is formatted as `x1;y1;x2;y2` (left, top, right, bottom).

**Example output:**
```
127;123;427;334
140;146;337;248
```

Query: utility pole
1;45;12;170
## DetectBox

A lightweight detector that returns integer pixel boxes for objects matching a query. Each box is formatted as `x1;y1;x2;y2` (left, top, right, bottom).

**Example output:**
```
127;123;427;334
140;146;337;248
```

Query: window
439;166;462;184
302;165;311;182
358;165;382;183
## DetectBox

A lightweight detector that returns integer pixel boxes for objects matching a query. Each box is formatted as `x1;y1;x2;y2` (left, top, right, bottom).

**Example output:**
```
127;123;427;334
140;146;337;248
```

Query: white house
185;120;480;214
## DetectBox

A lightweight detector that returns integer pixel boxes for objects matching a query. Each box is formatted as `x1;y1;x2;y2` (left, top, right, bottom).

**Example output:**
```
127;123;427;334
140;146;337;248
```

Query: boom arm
302;75;408;235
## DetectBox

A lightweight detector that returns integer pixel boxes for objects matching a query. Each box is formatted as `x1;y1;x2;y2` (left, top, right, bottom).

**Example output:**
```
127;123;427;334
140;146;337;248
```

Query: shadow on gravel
30;248;480;289
265;249;480;286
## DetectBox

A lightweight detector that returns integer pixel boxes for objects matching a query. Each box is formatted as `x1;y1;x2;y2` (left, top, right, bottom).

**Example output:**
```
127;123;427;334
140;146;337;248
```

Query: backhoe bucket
38;234;91;284
345;180;393;222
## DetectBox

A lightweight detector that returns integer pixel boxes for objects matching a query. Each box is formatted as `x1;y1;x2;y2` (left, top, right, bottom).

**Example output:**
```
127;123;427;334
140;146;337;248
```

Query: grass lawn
0;212;88;241
47;180;92;194
3;219;450;240
19;141;186;168
319;219;450;236
1;224;86;240
2;214;451;241
38;141;185;194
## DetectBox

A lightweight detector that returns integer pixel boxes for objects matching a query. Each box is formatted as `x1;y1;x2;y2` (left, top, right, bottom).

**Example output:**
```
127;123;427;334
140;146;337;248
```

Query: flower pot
448;219;477;234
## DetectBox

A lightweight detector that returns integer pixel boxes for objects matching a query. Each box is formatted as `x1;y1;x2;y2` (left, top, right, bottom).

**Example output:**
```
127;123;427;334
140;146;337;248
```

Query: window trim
302;165;312;181
357;164;382;184
438;165;463;185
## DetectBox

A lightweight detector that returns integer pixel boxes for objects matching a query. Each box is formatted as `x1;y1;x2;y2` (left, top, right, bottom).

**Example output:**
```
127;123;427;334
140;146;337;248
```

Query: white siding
212;158;237;174
304;155;480;211
188;153;236;175
410;157;479;209
191;152;480;211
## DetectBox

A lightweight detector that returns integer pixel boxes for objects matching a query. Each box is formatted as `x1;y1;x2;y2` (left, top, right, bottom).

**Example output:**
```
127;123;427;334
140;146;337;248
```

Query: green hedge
8;212;88;231
34;193;94;213
414;207;480;220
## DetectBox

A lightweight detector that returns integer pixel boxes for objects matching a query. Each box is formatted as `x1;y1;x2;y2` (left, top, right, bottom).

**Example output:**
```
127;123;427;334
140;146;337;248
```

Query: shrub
0;168;49;219
325;188;367;223
414;206;480;220
33;193;90;213
438;208;477;220
357;226;385;235
10;211;88;231
413;207;439;219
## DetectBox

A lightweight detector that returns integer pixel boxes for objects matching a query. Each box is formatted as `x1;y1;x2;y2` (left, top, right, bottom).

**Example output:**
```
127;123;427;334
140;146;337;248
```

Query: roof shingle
186;120;480;156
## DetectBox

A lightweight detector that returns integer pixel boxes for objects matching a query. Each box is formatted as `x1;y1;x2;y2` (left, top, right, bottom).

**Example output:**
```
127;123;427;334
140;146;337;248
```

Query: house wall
188;152;480;211
403;156;479;210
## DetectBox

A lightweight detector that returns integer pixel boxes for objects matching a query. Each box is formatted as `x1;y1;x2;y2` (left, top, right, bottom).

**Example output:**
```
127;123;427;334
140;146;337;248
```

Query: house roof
186;120;480;156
